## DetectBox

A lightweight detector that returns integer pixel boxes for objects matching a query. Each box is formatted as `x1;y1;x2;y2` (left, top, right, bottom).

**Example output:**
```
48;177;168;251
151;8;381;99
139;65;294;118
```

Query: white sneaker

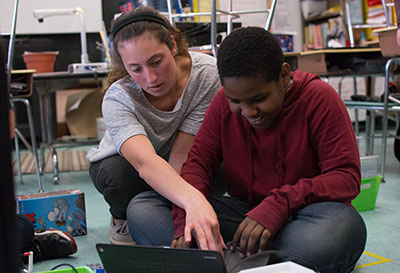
109;217;137;246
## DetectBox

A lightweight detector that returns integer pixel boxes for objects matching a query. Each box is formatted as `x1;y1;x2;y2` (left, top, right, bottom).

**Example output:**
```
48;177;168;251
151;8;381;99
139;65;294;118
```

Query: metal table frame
337;58;400;182
33;71;107;182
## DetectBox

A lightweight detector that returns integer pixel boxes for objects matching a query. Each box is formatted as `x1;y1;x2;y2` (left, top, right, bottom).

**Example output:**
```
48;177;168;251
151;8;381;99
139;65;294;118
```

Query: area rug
12;150;89;175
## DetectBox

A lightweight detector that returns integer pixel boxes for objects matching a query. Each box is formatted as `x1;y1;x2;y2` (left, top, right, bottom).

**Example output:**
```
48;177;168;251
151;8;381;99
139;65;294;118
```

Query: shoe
31;229;77;263
110;217;137;246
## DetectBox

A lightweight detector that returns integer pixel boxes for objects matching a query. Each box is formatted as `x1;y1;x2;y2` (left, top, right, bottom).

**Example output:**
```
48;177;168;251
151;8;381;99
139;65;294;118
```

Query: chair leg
40;146;45;175
11;98;44;192
13;127;23;184
49;145;60;183
365;110;370;155
24;98;44;192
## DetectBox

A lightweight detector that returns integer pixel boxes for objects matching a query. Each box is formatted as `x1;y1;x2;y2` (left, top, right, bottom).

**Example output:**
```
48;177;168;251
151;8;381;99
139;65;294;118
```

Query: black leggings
89;155;152;220
89;154;226;220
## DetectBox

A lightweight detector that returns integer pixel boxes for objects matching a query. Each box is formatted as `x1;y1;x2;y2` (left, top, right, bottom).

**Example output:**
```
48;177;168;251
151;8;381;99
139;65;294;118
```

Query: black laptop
96;243;228;273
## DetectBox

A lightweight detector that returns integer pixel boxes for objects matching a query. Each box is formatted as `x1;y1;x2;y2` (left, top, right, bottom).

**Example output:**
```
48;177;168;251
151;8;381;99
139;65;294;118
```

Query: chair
341;0;399;181
7;0;44;192
164;0;278;56
9;70;44;192
343;58;400;182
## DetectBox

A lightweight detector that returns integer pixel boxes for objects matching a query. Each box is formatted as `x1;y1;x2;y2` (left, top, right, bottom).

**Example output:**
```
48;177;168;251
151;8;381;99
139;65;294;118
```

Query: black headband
112;12;169;38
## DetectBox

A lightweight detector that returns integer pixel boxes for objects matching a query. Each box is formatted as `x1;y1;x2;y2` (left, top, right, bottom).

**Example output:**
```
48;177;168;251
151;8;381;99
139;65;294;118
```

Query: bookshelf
302;0;346;50
303;10;341;24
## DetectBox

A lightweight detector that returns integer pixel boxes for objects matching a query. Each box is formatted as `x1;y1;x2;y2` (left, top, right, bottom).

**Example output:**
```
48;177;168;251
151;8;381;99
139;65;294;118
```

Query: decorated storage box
17;189;87;236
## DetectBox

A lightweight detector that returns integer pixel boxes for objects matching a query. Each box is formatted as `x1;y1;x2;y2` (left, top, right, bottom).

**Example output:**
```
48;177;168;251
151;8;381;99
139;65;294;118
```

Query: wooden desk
296;48;388;76
33;71;108;182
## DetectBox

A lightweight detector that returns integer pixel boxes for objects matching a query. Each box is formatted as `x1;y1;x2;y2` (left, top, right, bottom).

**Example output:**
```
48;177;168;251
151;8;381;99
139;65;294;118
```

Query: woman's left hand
231;216;271;257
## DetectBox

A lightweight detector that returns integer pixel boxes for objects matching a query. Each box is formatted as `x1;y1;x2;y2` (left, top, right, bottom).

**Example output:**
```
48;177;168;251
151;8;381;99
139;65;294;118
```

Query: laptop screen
96;243;227;273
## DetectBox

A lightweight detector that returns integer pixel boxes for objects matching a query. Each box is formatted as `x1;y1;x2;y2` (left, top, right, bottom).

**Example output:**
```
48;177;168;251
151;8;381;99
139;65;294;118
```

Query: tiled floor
13;134;400;272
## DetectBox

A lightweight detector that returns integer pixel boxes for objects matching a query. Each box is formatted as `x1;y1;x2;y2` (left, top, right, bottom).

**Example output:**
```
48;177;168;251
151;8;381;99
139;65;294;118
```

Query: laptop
96;243;228;273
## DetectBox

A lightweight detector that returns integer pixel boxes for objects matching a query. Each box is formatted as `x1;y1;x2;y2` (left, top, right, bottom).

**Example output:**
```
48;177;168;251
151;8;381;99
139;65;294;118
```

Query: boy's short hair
217;27;284;83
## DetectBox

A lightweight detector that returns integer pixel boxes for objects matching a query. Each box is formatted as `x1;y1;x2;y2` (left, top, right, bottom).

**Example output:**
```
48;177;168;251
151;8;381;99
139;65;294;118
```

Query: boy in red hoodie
127;27;366;273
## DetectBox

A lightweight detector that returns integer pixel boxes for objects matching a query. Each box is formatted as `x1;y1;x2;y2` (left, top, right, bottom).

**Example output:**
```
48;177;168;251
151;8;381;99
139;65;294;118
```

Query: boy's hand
171;236;191;248
231;216;271;257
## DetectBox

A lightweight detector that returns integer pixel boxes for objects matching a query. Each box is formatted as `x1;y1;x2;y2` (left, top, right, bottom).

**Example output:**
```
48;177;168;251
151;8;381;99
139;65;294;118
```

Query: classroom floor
13;131;400;273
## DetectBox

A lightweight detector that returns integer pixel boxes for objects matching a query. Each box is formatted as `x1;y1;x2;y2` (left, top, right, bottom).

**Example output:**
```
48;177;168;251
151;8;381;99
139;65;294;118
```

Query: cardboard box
298;51;327;74
374;27;400;57
17;189;87;236
351;176;381;212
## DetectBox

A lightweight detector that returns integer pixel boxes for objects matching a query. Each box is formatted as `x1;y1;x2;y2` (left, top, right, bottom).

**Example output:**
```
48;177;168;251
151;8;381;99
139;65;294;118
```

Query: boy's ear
280;62;291;86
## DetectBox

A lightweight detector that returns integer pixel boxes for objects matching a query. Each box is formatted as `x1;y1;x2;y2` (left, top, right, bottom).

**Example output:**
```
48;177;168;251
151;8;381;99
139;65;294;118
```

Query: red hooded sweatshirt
172;70;361;238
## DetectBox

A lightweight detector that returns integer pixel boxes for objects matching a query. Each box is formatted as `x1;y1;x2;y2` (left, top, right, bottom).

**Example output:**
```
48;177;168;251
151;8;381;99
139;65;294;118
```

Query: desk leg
49;145;59;183
39;92;60;183
38;93;46;173
369;110;375;155
353;76;360;139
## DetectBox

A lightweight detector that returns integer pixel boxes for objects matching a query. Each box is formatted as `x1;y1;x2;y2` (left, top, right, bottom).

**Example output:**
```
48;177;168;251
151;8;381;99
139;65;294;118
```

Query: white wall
217;0;303;52
218;0;268;28
270;0;303;52
0;0;102;35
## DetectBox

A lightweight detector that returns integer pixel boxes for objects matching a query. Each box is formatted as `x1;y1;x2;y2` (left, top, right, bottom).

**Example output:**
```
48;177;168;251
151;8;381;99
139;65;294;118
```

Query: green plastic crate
351;176;381;212
38;266;92;273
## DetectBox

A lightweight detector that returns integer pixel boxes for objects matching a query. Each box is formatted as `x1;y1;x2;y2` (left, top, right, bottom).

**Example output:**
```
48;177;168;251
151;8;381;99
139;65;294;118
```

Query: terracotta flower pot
22;51;59;73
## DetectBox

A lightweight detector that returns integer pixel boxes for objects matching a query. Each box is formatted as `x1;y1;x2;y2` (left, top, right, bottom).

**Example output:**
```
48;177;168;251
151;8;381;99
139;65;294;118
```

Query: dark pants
128;191;367;273
89;154;153;220
89;154;227;220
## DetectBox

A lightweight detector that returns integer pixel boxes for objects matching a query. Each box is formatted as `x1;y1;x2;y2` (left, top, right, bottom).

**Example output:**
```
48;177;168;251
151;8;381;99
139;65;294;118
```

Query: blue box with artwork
17;189;87;237
273;34;294;53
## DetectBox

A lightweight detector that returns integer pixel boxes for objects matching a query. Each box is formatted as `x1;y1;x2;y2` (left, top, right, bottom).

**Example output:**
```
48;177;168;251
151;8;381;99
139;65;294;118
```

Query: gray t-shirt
86;51;220;162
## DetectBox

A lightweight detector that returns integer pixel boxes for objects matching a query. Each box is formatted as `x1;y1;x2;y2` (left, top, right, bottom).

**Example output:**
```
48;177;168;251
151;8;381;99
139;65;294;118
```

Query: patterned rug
12;150;89;175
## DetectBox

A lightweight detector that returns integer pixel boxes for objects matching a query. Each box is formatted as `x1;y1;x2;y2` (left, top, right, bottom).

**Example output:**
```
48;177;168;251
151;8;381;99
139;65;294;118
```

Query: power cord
51;263;79;273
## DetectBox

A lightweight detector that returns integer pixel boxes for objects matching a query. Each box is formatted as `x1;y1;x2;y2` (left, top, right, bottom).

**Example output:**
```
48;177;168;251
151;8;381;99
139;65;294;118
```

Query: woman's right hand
179;191;226;255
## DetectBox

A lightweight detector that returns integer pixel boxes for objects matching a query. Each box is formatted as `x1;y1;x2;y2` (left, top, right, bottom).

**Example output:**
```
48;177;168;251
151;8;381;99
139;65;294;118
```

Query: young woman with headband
86;6;223;251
